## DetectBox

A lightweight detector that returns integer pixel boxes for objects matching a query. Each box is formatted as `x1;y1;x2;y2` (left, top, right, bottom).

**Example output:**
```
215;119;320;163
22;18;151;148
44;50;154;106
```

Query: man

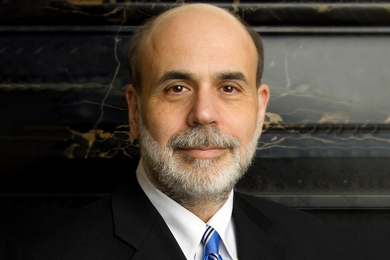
124;3;269;259
0;3;381;260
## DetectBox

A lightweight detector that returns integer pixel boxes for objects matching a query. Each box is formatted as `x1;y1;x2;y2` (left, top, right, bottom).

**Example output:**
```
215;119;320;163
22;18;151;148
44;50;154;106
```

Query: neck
175;194;229;223
152;179;230;222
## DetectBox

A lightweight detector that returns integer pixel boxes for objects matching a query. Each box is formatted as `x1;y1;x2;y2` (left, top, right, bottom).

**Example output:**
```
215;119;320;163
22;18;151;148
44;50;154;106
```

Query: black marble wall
1;1;390;228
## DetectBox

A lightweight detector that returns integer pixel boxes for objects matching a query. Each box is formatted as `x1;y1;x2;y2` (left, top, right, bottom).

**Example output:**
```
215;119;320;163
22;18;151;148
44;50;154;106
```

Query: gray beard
138;115;260;211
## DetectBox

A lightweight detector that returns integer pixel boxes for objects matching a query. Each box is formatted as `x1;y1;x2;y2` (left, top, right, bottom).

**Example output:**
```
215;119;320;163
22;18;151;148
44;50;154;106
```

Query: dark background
1;0;390;237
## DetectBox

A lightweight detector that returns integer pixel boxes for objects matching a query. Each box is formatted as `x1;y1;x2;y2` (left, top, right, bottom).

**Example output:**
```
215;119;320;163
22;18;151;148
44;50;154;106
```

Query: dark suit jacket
0;171;383;260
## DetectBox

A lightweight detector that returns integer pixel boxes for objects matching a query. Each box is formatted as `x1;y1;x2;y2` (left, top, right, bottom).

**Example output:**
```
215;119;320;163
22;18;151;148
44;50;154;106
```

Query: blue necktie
202;225;223;260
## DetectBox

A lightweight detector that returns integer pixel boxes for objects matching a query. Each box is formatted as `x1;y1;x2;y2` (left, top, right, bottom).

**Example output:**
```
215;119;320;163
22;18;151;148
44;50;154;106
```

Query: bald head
148;4;250;41
127;3;264;94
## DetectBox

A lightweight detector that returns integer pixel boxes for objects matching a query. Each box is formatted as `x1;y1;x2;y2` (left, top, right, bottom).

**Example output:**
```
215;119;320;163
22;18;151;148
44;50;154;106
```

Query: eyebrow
215;71;248;84
157;70;194;85
156;70;249;85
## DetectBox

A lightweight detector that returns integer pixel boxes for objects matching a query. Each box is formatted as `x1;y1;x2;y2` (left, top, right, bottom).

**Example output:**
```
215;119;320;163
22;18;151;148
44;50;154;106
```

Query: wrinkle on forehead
137;3;258;89
139;4;254;55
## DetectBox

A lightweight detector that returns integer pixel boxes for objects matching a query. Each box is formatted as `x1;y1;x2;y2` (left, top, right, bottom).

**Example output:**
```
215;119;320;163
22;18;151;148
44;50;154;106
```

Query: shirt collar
206;188;235;257
136;157;235;259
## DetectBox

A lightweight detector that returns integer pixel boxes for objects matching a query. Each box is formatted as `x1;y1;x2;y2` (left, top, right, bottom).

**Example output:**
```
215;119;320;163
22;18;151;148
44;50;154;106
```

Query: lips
180;145;222;150
178;146;227;159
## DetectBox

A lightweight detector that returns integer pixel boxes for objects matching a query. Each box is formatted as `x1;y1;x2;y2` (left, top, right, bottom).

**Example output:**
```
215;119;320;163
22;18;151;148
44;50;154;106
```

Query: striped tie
202;225;223;260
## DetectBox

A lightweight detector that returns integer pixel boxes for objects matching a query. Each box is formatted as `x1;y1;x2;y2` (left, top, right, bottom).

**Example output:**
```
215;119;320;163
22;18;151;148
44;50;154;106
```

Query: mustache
168;126;240;150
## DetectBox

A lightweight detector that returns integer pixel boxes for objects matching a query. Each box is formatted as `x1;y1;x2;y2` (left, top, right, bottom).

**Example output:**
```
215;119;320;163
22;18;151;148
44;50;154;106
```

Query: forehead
138;5;258;85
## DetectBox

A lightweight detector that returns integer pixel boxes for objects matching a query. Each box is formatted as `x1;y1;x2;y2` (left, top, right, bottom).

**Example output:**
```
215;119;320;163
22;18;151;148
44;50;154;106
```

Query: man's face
127;6;269;198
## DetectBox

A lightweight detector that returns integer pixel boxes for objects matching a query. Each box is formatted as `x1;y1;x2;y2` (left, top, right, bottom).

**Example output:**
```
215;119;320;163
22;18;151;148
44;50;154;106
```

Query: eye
165;84;190;96
171;85;185;93
222;85;236;93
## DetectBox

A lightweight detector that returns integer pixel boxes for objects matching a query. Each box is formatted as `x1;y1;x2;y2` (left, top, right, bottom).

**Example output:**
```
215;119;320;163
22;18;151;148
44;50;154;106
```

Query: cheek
222;105;258;143
226;118;256;142
144;105;185;146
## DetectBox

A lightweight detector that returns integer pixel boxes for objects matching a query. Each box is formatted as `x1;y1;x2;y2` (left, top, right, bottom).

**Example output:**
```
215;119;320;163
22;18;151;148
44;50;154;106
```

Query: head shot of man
126;3;269;223
0;3;381;260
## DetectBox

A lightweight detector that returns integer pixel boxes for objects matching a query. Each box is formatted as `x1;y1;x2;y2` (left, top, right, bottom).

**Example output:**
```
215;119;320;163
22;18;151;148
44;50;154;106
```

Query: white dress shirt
136;157;238;260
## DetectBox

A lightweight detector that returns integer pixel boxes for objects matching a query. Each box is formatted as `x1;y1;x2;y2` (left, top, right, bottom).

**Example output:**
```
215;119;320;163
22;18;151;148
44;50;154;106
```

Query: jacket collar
111;172;186;259
233;192;285;260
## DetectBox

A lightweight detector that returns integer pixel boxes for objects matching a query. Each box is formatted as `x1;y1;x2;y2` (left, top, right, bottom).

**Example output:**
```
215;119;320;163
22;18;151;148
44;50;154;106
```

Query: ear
257;84;270;136
125;84;140;140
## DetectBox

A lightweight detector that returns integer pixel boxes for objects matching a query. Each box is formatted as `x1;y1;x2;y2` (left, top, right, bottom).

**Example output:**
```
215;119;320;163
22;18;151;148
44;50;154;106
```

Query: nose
187;89;220;127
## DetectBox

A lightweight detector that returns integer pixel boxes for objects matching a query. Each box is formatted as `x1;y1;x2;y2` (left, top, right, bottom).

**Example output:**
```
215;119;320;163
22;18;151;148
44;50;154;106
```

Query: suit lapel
111;173;186;260
110;168;284;260
233;193;285;260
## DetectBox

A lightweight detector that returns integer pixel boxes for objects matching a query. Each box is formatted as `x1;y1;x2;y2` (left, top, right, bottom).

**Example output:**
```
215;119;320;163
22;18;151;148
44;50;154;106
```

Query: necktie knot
202;225;223;260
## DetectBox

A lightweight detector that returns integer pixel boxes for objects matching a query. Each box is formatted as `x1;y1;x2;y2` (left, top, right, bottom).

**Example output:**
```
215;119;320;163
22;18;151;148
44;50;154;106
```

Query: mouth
178;146;227;159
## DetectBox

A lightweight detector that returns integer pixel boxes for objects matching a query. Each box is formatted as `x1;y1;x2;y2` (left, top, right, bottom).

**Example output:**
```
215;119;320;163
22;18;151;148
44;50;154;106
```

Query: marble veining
2;0;390;206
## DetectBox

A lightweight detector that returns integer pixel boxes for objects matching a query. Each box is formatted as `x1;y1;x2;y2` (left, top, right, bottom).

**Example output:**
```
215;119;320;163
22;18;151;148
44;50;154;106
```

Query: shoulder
234;192;386;259
234;191;329;230
1;196;128;260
